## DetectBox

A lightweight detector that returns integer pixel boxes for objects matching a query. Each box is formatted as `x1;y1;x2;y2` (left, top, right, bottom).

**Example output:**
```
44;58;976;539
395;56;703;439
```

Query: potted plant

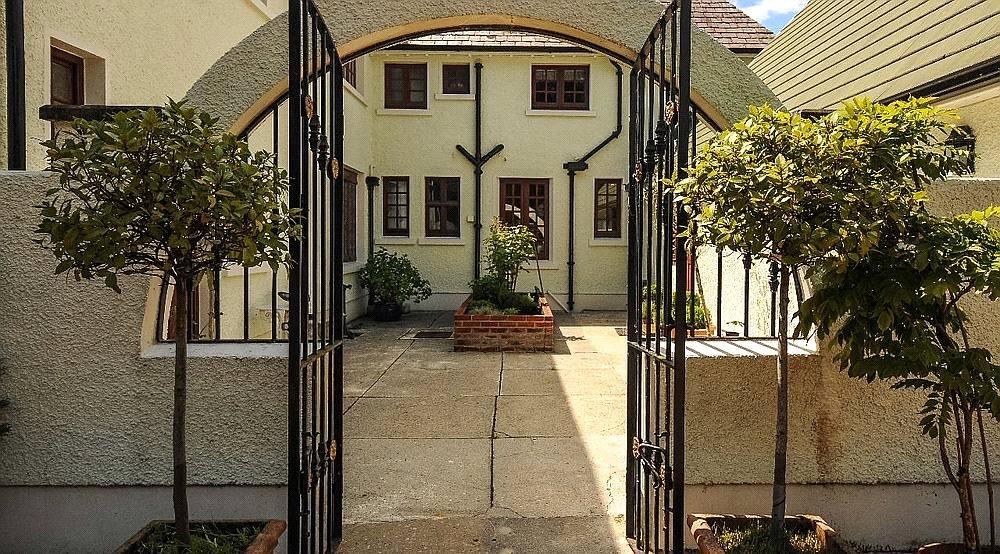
37;100;296;551
674;97;966;548
358;247;431;321
801;208;999;553
455;219;554;352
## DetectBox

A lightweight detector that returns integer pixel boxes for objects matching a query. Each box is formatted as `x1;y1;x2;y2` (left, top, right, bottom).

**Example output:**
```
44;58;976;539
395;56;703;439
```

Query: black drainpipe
6;0;26;170
457;61;504;280
563;60;624;312
365;175;380;261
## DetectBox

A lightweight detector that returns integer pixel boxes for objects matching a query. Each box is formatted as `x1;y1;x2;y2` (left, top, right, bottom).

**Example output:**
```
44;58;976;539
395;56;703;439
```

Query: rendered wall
958;95;1000;179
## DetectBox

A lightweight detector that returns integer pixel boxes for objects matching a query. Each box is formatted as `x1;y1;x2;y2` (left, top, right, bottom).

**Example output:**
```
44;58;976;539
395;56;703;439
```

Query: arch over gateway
184;0;779;134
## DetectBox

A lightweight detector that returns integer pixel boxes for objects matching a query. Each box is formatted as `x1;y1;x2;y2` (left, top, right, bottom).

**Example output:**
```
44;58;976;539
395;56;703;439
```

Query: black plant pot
372;302;403;322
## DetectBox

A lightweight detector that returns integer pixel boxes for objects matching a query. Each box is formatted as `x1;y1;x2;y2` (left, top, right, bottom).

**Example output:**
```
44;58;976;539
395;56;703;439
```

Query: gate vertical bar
332;40;346;548
672;0;692;551
287;0;303;550
624;63;640;542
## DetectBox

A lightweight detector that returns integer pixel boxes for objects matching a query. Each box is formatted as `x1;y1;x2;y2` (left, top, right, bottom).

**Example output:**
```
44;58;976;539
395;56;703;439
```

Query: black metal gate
288;1;345;552
625;1;692;552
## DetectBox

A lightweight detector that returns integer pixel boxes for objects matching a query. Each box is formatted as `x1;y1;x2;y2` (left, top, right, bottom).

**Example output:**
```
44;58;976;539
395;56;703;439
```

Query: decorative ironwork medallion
633;162;645;186
328;440;338;461
664;101;677;125
303;95;315;120
328;157;340;180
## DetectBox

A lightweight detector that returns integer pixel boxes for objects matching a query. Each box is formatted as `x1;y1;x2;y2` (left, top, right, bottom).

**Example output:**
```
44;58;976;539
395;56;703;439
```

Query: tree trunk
174;276;191;545
979;409;996;549
955;406;978;551
770;264;790;536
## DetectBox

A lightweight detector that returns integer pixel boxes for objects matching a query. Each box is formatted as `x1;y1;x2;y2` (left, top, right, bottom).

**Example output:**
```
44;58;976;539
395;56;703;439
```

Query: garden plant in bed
358;247;431;322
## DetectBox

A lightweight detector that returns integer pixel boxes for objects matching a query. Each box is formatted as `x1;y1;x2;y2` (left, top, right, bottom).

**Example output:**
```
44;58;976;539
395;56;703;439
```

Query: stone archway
184;0;778;135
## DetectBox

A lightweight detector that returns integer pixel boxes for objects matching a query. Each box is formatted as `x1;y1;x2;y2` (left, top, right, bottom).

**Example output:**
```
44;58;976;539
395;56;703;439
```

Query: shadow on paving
339;311;632;552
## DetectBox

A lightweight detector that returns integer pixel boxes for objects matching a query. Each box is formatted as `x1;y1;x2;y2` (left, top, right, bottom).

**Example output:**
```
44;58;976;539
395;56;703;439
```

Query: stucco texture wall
0;172;287;486
184;0;779;136
958;95;1000;179
19;0;276;170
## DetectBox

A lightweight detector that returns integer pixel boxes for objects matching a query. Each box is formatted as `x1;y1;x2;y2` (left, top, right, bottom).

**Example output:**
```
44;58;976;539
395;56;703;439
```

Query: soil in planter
131;522;264;554
714;522;828;554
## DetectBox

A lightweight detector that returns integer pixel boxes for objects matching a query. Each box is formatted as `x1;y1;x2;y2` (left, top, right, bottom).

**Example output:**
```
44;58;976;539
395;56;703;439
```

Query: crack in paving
489;351;505;507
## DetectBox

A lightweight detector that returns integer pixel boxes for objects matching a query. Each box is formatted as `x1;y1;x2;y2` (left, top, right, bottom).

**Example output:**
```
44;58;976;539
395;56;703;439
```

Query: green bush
359;247;431;306
641;285;710;328
469;276;540;315
483;218;537;291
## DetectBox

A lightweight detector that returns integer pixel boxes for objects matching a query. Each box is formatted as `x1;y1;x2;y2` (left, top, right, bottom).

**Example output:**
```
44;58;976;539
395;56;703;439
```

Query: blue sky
733;0;808;32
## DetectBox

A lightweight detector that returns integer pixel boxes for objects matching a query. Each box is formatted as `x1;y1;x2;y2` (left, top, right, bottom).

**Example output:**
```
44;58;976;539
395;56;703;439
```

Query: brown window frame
594;178;623;238
500;178;550;260
531;65;589;111
382;176;410;237
424;177;461;238
384;63;428;110
51;47;85;105
344;60;358;89
442;64;471;95
343;168;358;263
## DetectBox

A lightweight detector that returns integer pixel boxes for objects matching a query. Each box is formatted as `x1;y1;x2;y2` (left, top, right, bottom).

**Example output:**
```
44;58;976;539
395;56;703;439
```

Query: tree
800;209;999;551
36;100;297;546
482;218;537;291
673;98;966;535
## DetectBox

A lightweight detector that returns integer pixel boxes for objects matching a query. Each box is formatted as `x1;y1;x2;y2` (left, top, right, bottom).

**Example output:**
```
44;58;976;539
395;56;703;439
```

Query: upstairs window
344;60;358;89
532;65;589;110
383;176;410;237
51;47;85;105
594;179;622;238
384;63;427;109
425;177;461;237
442;64;471;95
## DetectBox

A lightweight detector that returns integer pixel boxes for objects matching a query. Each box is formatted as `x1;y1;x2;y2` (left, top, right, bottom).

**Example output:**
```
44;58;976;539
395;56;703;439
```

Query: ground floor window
500;178;549;260
425;177;461;237
344;168;358;262
594;178;622;238
383;176;410;237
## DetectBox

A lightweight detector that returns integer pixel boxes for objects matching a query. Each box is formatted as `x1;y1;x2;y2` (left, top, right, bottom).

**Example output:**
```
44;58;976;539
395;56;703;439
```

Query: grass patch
714;521;827;554
132;522;263;553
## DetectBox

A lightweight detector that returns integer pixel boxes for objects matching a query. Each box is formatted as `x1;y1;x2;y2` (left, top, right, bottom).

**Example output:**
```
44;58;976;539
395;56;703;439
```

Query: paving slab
393;351;502;371
344;367;388;397
492;435;627;518
340;518;487;552
500;368;625;396
404;338;456;352
502;352;620;371
486;515;631;553
346;396;496;438
367;367;500;398
495;394;626;437
344;438;491;524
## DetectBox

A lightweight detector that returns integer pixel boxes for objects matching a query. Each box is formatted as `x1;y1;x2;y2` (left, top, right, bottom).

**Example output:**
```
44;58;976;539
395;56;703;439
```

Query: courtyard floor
339;310;632;553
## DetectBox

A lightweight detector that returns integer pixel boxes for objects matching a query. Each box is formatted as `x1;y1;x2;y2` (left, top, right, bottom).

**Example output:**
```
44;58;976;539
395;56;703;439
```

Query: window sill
525;109;597;117
377;108;432;116
531;260;561;270
377;236;418;245
345;261;364;275
589;237;626;247
141;342;288;359
418;236;465;246
435;93;475;101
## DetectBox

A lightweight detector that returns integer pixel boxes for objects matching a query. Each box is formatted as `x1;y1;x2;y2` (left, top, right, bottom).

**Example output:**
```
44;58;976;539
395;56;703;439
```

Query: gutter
6;0;25;170
562;60;624;312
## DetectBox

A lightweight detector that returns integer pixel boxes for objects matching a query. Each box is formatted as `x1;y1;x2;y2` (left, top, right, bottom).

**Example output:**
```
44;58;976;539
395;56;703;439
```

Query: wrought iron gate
626;1;693;552
288;0;345;552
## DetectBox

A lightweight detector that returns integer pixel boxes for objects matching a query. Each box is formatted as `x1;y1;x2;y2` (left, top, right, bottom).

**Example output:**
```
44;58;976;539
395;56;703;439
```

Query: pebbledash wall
3;172;1000;551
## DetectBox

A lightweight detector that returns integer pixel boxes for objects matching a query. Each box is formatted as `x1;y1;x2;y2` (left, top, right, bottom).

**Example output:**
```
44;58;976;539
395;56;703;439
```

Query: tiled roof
689;0;774;52
400;1;773;53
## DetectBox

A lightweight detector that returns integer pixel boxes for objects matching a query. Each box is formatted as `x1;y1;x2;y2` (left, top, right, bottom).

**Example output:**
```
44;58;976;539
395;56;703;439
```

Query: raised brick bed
453;295;554;352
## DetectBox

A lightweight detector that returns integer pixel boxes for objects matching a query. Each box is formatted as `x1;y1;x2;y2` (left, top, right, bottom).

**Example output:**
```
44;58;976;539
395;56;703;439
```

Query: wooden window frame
344;60;358;90
343;168;358;263
442;63;471;95
594;178;623;238
384;62;428;110
531;65;590;111
500;178;551;260
424;177;461;238
51;47;85;105
382;176;410;237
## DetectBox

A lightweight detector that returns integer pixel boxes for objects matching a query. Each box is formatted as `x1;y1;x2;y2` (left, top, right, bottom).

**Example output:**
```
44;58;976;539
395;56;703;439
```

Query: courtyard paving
339;310;632;553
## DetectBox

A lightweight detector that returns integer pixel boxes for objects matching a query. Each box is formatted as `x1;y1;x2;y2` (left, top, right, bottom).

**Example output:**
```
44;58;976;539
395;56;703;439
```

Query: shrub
482;218;537;291
641;285;710;328
358;247;431;306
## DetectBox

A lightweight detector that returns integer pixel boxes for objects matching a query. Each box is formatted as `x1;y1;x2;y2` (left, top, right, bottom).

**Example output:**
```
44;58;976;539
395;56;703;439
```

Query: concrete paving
341;311;631;551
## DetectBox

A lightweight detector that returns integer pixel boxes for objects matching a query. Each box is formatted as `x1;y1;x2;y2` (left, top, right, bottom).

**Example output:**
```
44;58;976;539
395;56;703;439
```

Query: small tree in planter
801;209;999;552
36;100;297;548
467;219;541;315
358;247;431;321
673;98;965;538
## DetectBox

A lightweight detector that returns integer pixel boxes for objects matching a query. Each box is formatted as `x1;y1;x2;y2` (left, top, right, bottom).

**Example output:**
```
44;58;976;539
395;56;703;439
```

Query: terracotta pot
372;301;403;322
115;520;287;554
686;514;857;554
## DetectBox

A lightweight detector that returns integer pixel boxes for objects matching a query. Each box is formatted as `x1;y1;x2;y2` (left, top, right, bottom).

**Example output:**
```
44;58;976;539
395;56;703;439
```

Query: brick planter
453;295;554;352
